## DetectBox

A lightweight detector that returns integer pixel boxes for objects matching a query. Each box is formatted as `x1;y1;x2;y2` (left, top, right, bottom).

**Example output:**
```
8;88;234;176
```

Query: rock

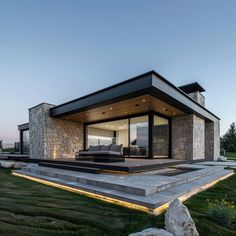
129;228;174;236
165;199;199;236
13;162;25;169
0;161;15;168
217;156;228;162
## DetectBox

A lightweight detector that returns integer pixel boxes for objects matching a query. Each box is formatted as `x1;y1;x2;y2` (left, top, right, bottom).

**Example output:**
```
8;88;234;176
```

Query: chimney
179;82;206;107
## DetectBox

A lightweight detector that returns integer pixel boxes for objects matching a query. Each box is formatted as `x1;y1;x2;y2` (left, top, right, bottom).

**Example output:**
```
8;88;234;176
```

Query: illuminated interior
86;114;169;158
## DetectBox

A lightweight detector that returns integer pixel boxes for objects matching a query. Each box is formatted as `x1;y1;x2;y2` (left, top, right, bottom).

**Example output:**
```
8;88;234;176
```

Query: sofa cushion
88;145;101;151
110;144;122;153
101;145;111;151
79;151;121;156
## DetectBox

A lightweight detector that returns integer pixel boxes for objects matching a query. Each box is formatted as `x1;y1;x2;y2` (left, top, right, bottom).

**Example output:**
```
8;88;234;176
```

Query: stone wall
205;120;220;161
188;91;205;107
153;125;169;157
29;103;83;159
29;104;46;159
193;115;205;160
172;114;205;160
172;115;193;160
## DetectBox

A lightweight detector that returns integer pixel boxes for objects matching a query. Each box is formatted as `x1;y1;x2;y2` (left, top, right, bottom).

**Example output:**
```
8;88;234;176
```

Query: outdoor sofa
75;144;125;162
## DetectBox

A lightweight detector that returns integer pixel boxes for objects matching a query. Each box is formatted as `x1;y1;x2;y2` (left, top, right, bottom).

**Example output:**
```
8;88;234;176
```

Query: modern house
18;70;220;162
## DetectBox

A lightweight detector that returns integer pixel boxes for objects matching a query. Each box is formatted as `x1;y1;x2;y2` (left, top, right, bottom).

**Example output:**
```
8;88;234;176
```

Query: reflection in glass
129;116;149;157
22;130;30;154
85;114;169;158
153;116;169;158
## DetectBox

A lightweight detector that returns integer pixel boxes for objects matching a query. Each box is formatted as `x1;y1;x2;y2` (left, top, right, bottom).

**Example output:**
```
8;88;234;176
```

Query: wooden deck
38;158;188;173
1;154;190;173
0;153;30;160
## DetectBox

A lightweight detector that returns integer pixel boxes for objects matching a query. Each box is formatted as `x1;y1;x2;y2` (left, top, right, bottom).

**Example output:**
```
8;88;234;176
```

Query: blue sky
0;0;236;143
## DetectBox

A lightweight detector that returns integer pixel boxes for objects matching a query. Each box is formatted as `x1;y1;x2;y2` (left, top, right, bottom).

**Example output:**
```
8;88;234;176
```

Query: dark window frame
84;111;172;159
20;129;30;154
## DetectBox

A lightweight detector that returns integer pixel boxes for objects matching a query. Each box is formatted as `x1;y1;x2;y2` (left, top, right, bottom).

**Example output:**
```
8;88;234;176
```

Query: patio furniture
75;144;125;162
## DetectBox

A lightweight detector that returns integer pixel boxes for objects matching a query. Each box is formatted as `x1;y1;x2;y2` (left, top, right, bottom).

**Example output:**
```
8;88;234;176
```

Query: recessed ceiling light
173;112;176;115
142;99;146;103
110;107;113;110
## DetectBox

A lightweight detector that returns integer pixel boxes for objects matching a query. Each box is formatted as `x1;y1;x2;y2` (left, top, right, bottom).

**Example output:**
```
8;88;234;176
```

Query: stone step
13;168;234;211
39;162;101;174
20;165;152;196
19;164;225;196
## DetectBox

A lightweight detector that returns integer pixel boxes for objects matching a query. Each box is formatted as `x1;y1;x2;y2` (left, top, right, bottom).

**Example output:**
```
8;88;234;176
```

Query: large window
86;114;169;158
129;116;149;157
153;116;169;158
87;119;129;151
21;130;30;154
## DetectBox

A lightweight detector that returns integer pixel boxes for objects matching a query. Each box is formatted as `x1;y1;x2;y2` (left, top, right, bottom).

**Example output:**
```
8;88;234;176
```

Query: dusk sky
0;0;236;143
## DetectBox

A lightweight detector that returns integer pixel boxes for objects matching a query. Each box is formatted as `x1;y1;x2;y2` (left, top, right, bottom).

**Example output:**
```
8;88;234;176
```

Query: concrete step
17;164;225;197
13;168;234;212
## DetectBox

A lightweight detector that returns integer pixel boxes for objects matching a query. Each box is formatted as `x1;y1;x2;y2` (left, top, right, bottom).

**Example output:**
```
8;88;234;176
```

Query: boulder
165;199;199;236
0;161;15;168
13;162;25;169
129;228;174;236
217;156;228;162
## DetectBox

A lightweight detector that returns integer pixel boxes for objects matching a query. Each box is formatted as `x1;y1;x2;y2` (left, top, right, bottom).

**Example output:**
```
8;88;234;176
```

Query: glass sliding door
22;130;30;154
85;114;169;159
129;116;149;157
153;115;169;158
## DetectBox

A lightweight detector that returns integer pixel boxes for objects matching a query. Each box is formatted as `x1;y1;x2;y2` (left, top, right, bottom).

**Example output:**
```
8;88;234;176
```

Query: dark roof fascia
50;71;154;110
50;70;220;121
150;72;220;121
18;123;29;131
50;72;153;117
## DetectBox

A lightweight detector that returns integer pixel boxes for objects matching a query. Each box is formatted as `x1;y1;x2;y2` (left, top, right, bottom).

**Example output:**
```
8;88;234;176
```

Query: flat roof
18;123;29;131
179;82;206;94
50;70;220;122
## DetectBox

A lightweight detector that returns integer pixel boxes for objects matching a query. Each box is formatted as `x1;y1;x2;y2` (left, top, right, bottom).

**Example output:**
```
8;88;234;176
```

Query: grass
0;169;157;236
183;173;236;236
1;168;236;235
221;151;236;160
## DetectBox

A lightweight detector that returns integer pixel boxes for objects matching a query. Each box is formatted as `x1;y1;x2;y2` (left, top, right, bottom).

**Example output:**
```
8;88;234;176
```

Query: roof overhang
50;71;220;122
179;82;206;94
18;123;29;131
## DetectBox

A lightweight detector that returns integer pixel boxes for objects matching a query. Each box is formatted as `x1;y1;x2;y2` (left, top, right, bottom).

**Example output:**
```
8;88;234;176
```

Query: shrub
207;199;234;227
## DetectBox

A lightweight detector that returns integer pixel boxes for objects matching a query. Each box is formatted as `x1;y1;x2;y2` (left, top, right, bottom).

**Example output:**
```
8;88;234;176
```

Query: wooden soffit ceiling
61;95;186;123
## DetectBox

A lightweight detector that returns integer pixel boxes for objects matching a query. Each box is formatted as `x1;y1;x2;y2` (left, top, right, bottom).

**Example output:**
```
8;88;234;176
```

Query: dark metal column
148;114;154;159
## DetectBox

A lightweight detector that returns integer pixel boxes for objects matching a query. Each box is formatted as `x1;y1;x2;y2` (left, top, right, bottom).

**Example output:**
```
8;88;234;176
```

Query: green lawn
0;169;157;236
1;168;236;236
224;152;236;160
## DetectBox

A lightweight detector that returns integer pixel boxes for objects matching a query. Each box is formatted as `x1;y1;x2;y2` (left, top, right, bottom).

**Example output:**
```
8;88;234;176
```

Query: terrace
11;159;234;213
